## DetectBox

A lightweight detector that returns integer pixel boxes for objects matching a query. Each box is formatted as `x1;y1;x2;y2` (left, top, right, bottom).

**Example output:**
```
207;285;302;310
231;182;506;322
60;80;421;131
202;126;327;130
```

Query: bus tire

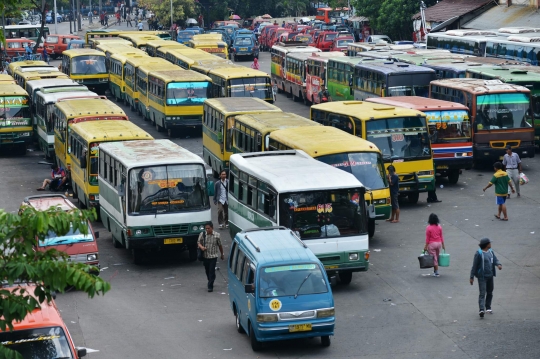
303;93;310;106
249;323;262;352
448;170;459;184
408;192;419;204
167;128;176;138
155;122;162;132
339;271;352;285
368;219;375;239
321;335;331;347
132;248;144;265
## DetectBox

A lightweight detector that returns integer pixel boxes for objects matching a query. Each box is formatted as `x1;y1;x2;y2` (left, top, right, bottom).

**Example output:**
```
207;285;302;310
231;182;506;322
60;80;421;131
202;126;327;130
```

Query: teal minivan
227;226;335;351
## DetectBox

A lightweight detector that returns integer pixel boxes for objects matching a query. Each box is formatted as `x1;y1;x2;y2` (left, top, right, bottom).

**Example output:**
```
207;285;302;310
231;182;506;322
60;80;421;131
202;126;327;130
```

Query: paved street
1;22;540;358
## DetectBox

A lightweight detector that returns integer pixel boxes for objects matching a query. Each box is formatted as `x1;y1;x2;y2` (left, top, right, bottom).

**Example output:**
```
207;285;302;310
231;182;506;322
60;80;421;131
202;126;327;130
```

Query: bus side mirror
77;347;87;358
368;204;376;219
94;231;99;238
207;181;215;196
79;155;87;168
117;183;125;197
245;284;254;293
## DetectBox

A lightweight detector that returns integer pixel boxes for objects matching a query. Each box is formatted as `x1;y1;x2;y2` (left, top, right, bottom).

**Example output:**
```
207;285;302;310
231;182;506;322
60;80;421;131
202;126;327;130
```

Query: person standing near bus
213;170;229;229
386;165;400;223
502;145;522;198
42;47;49;64
138;20;143;31
197;222;225;292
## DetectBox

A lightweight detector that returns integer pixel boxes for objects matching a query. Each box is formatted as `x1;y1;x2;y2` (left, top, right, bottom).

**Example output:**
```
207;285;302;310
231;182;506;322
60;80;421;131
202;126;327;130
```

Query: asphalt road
1;23;540;358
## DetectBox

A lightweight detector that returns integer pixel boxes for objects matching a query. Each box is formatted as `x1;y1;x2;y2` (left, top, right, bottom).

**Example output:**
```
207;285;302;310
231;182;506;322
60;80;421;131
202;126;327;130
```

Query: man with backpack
470;238;502;318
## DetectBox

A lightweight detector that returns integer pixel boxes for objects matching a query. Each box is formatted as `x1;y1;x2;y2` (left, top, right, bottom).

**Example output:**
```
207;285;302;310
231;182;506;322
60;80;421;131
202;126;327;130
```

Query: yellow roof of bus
192;63;241;74
121;35;162;46
110;52;149;64
8;60;50;73
269;126;381;158
209;67;269;79
204;98;281;116
189;39;227;47
96;43;136;54
146;40;186;49
311;101;426;120
165;47;209;57
55;98;126;118
0;84;28;96
62;49;105;57
70;120;153;142
16;70;68;82
125;55;155;68
0;74;16;83
235;112;321;134
150;69;211;83
137;59;178;74
92;38;133;47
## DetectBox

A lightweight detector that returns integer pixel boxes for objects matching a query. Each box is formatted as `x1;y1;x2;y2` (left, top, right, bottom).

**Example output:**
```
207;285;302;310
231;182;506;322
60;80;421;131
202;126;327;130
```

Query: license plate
325;265;338;269
2;140;13;143
402;187;410;191
436;165;449;169
240;48;247;51
164;238;183;244
289;324;312;332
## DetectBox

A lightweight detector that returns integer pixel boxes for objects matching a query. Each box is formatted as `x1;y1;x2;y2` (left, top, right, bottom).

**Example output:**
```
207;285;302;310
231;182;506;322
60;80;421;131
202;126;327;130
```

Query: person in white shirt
213;170;229;229
502;145;522;198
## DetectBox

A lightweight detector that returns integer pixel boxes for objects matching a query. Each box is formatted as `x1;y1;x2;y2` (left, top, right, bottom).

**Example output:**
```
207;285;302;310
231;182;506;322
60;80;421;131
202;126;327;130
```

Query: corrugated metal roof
463;5;540;29
412;0;493;22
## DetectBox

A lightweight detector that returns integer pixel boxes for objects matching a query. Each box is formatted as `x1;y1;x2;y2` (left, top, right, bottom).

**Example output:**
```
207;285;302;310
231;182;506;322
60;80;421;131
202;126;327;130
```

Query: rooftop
412;0;493;22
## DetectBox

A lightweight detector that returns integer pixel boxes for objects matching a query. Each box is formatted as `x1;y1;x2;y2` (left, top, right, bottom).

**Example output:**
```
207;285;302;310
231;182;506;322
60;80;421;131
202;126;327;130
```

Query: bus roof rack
276;41;307;47
445;30;497;37
289;231;308;248
507;35;540;43
243;234;261;252
498;27;540;34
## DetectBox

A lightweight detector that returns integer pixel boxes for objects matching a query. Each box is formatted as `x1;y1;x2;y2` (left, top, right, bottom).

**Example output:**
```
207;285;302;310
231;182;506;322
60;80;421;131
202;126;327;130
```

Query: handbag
418;251;434;269
438;249;450;267
197;232;206;262
519;172;529;185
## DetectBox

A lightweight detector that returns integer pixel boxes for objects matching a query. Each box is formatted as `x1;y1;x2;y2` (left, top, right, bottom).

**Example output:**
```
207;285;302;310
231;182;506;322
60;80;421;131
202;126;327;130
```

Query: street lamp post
54;0;58;33
170;0;173;28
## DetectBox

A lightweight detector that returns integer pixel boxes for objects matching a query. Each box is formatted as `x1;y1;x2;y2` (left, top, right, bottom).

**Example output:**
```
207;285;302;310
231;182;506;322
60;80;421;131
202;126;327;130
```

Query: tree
275;0;308;17
0;207;111;359
138;0;197;27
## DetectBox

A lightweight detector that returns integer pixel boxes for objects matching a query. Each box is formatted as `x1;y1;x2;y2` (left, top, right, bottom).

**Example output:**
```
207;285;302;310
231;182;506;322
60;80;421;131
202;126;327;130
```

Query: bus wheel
448;170;459;184
167;128;176;138
155;122;163;132
188;246;198;262
303;94;310;106
132;249;145;265
408;192;419;204
249;323;262;352
368;219;375;239
292;89;299;102
339;271;352;285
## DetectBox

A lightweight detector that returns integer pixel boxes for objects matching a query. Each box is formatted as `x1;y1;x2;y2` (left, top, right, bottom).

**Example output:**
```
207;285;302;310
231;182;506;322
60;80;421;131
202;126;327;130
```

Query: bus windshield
70;55;107;75
166;82;209;105
259;263;328;298
366;117;431;161
387;74;432;97
425;110;471;143
475;93;532;131
0;97;31;126
229;77;271;99
279;188;364;239
317;152;388;190
128;164;209;215
0;326;74;359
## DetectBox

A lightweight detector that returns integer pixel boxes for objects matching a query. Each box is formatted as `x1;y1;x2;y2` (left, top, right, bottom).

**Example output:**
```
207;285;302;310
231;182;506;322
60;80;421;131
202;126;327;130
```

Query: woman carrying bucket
424;213;446;277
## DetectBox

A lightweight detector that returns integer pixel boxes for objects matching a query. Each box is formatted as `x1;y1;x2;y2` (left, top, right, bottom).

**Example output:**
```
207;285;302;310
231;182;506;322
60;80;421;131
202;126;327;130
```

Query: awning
348;16;369;22
463;5;540;29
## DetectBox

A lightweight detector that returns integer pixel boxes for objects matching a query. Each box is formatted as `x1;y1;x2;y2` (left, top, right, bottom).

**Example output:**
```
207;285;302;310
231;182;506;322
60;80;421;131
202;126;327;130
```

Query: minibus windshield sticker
293;206;316;212
148;179;183;188
264;264;317;273
316;203;332;213
2;335;61;345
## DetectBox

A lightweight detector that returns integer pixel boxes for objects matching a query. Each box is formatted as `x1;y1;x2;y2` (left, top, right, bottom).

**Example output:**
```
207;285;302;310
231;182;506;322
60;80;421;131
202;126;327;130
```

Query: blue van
231;35;259;61
227;227;335;351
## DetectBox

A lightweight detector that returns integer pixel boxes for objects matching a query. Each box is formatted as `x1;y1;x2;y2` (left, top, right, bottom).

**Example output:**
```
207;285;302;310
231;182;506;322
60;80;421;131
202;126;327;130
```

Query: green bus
466;66;540;145
327;57;383;102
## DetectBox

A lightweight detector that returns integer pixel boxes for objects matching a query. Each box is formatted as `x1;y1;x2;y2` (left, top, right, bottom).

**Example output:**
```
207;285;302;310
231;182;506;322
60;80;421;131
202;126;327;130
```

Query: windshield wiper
294;273;312;299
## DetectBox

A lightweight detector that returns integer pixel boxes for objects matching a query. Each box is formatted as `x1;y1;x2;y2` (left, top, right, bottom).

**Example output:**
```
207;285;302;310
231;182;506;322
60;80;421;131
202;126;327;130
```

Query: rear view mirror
368;204;376;219
117;183;125;197
94;231;99;238
79;155;87;168
77;347;87;358
245;284;254;293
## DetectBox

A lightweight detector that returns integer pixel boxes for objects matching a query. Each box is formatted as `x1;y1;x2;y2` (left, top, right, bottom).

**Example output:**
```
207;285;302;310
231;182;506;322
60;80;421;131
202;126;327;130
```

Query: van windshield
0;326;74;359
259;263;328;298
39;223;93;247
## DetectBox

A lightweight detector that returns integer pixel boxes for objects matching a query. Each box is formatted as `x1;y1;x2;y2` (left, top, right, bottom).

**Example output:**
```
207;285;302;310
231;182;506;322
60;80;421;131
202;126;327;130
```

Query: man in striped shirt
197;222;225;292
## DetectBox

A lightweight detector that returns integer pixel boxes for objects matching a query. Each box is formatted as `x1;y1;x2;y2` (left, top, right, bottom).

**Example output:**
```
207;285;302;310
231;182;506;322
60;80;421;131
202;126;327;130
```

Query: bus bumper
0;131;33;146
398;175;434;194
125;234;200;250
474;144;535;161
434;157;473;172
319;251;369;273
374;204;391;220
165;117;202;129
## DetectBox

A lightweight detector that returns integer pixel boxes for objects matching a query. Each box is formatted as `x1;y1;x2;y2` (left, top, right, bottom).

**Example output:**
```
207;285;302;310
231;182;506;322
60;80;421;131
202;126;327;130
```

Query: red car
329;36;354;53
293;34;313;45
259;25;278;51
44;34;81;59
268;28;289;49
314;31;338;52
0;39;36;59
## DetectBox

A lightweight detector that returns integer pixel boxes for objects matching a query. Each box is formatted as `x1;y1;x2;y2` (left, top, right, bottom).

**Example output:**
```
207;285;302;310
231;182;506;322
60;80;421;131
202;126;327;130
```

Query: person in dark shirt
470;238;502;318
386;165;400;223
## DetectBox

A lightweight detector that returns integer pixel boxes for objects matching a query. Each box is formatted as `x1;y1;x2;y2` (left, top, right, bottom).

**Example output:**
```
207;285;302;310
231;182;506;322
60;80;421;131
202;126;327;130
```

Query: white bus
98;139;211;264
228;150;370;284
33;89;98;158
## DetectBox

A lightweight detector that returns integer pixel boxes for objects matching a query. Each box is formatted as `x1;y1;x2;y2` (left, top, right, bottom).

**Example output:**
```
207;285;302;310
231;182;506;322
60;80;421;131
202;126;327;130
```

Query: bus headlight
99;78;107;82
135;230;142;235
19;132;31;137
87;253;98;261
317;308;335;318
417;170;433;176
257;314;278;322
349;253;359;261
192;225;199;231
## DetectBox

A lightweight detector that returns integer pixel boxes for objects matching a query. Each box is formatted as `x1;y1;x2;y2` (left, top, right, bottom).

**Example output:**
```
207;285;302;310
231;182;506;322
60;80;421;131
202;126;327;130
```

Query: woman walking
424;213;445;277
250;57;259;70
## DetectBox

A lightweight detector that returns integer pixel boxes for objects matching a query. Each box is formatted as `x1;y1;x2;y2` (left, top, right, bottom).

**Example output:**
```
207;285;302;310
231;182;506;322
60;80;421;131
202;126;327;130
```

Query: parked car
259;25;278;51
366;34;392;44
67;39;89;50
46;12;63;23
293;34;313;45
314;31;338;51
0;38;36;59
176;30;197;45
231;35;259;61
44;34;81;58
329;36;354;53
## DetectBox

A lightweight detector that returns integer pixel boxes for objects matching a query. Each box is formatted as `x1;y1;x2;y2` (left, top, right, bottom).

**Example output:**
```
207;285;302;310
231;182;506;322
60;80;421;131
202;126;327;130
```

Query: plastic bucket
438;249;450;267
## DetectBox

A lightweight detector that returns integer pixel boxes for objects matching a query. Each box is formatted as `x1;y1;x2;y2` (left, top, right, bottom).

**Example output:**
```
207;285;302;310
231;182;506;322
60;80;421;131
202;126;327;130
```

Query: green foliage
352;0;438;40
275;0;308;17
0;207;110;359
138;0;197;25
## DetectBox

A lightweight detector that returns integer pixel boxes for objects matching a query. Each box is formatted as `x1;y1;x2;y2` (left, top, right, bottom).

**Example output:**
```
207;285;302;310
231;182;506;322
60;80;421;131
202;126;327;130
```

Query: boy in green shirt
483;162;515;221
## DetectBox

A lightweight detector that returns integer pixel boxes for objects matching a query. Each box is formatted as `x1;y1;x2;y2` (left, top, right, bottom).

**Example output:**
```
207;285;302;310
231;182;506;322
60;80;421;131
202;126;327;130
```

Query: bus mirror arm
245;284;254;293
117;183;125;197
79;155;87;168
367;190;376;219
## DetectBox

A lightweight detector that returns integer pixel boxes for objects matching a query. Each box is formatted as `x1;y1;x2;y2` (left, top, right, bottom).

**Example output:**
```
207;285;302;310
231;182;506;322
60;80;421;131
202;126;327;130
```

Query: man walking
502;145;522;198
88;10;93;24
386;165;400;223
126;12;133;27
483;162;515;221
470;238;502;318
213;170;228;229
197;222;224;292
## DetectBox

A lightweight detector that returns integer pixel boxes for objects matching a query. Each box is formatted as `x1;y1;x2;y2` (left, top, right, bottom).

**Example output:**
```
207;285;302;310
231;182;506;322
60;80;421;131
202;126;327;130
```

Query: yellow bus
13;69;68;92
7;60;54;76
85;30;171;44
145;40;186;57
0;74;16;84
90;38;133;49
53;97;128;172
135;59;179;120
231;112;321;154
61;49;109;94
268;126;391;237
0;84;32;154
311;101;434;204
124;55;158;112
109;52;149;102
202;98;282;177
188;39;229;59
192;34;223;42
164;48;219;68
208;67;273;102
118;34;161;50
69;120;153;210
190;61;240;76
146;69;211;137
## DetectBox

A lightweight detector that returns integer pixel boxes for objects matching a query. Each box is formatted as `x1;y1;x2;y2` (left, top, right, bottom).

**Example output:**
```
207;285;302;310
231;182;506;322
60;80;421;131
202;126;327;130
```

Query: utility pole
77;0;81;31
420;1;427;41
170;0;173;29
54;0;58;33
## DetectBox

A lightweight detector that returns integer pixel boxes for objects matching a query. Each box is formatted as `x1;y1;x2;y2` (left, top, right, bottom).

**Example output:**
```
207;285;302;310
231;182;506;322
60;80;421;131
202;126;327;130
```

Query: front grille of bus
399;174;416;182
319;256;341;263
153;225;189;236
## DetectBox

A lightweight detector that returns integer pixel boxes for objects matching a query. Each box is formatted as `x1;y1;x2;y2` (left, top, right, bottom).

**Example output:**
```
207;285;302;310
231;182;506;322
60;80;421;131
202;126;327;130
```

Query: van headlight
317;308;335;318
257;314;278;322
417;170;433;176
87;253;98;261
349;253;359;261
136;230;142;235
